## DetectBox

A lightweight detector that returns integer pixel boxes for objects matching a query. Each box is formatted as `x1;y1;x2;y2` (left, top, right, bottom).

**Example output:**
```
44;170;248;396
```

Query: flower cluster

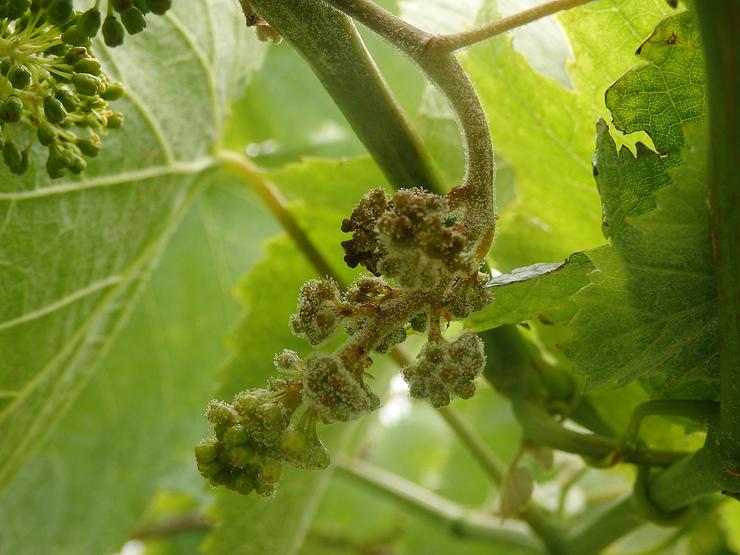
402;330;485;408
196;351;330;496
342;188;476;290
199;186;494;496
0;0;173;177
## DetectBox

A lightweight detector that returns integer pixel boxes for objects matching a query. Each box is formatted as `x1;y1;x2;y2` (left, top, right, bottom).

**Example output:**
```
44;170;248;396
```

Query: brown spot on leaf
667;31;677;45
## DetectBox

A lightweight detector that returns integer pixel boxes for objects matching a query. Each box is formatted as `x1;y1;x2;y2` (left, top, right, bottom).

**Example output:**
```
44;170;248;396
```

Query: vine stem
335;455;544;553
430;0;597;54
322;0;496;254
694;0;740;476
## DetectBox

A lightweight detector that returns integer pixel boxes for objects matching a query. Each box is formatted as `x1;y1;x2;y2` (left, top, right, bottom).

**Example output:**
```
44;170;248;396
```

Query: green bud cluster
342;188;475;290
0;0;172;177
402;330;485;408
196;357;333;496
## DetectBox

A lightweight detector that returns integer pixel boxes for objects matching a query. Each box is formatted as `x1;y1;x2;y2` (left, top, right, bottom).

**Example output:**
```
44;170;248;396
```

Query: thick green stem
566;496;644;555
695;0;740;476
336;456;544;553
247;0;447;194
624;400;718;448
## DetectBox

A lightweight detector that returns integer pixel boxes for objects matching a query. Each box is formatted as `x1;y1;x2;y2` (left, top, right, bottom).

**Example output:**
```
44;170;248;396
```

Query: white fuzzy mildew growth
402;330;485;407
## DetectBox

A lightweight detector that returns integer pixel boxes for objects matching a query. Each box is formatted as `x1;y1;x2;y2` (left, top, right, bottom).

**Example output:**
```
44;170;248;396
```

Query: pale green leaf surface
466;252;592;331
0;1;265;490
0;176;278;554
460;0;670;271
567;124;718;394
605;10;705;165
206;158;393;555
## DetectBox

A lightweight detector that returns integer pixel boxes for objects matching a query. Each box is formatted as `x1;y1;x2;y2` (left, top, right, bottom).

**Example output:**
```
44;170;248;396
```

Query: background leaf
0;173;278;553
568;123;718;395
0;0;265;490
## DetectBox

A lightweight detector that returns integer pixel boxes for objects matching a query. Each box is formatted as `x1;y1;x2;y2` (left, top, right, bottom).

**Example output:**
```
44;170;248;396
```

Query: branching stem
335;456;544;553
430;0;597;54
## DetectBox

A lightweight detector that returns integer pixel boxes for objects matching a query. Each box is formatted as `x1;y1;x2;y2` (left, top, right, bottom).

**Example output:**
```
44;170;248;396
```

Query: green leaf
0;1;265;491
568;123;718;395
464;0;670;270
206;158;393;555
466;253;593;332
605;10;705;165
0;175;278;553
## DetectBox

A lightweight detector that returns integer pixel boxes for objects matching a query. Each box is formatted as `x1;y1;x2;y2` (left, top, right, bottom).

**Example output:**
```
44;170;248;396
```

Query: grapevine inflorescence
198;186;494;496
0;0;173;176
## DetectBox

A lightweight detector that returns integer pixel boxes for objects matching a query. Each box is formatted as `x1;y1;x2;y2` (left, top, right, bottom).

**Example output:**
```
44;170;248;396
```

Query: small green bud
196;460;221;479
101;82;125;101
43;95;67;124
74;58;101;76
232;473;255;495
222;425;249;448
194;441;218;465
46;43;70;57
121;7;146;34
77;138;101;157
77;8;102;36
1;96;24;123
62;26;90;47
72;73;100;96
37;123;57;146
9;148;29;175
112;0;134;11
134;0;150;14
64;47;89;65
7;0;31;19
226;446;255;468
7;65;32;90
56;89;78;112
147;0;172;15
3;141;23;170
102;16;125;47
47;0;74;25
68;153;87;175
259;460;283;484
106;111;124;128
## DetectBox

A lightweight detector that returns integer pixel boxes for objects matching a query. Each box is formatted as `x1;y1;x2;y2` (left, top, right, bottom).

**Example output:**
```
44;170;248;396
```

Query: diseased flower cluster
342;188;477;290
199;187;494;496
403;330;485;408
196;351;330;497
0;0;173;176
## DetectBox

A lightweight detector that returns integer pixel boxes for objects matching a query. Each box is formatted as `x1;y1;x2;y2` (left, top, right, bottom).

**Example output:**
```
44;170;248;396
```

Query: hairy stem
322;0;496;252
431;0;597;53
245;0;447;195
694;0;740;475
335;456;544;553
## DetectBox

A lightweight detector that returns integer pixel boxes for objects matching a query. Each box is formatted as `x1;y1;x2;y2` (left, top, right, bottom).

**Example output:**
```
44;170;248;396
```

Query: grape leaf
463;0;671;270
605;10;705;165
0;176;278;553
0;1;264;491
567;123;718;394
206;158;395;555
466;253;592;332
